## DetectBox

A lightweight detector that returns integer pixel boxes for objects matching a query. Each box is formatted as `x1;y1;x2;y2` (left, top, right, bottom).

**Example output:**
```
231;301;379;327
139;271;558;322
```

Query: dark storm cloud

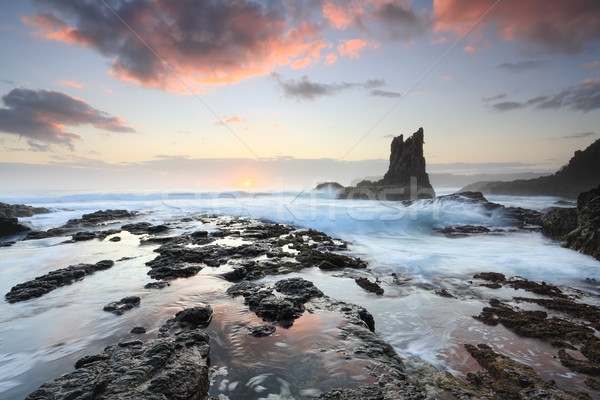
0;88;134;148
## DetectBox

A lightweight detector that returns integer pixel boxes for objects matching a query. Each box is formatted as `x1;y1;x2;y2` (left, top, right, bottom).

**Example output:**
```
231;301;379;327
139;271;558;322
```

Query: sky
0;0;599;190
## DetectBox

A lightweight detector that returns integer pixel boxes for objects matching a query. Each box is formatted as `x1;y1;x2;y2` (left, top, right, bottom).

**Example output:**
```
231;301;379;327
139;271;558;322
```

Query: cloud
1;79;14;85
463;45;475;53
273;74;393;100
322;0;430;42
582;61;599;70
492;101;526;112
273;74;353;100
499;60;544;72
488;79;600;112
370;89;401;98
368;1;430;41
563;131;596;139
0;88;134;148
337;39;368;59
433;0;600;54
482;94;507;102
54;79;84;89
25;0;329;91
215;116;247;126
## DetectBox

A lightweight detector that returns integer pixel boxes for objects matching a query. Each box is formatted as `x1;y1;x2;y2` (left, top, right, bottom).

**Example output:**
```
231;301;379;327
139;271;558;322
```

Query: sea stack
339;127;435;200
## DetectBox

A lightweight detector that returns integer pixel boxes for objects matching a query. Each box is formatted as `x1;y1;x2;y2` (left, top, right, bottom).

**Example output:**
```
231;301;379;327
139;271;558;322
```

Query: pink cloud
433;0;600;54
215;116;247;126
325;53;339;66
338;39;368;59
582;61;599;70
463;45;476;53
55;80;84;89
322;1;362;30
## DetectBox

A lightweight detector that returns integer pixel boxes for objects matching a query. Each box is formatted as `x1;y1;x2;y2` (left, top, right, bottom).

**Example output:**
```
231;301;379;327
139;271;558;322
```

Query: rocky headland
462;138;600;198
337;127;436;200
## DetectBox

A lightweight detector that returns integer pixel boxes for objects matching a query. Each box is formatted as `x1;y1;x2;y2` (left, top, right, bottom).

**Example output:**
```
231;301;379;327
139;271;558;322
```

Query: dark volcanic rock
355;277;384;295
339;128;436;200
25;209;136;240
26;307;211;400
274;277;324;301
103;296;141;315
437;225;492;237
227;278;323;327
144;281;171;289
461;138;600;198
122;222;169;235
567;185;600;261
77;209;137;225
159;305;213;334
5;260;115;303
464;343;575;399
541;207;577;240
473;272;506;282
248;324;276;337
297;249;367;270
0;202;51;218
0;217;30;237
130;326;147;334
68;229;121;242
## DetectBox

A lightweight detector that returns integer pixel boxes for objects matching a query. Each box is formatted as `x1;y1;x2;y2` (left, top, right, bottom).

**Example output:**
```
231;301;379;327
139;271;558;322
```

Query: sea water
0;188;598;398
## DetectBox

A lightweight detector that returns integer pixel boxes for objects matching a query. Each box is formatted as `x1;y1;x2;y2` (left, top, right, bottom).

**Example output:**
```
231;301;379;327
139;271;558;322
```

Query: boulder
5;260;115;303
541;207;577;240
0;202;51;218
567;185;600;260
0;217;30;237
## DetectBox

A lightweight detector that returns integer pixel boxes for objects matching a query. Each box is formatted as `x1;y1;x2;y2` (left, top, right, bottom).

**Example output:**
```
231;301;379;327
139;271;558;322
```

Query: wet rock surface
0;202;52;218
26;306;212;400
0;216;30;237
541;207;578;240
355;277;384;295
103;296;141;315
567;185;600;261
472;272;600;380
5;260;115;303
25;209;137;240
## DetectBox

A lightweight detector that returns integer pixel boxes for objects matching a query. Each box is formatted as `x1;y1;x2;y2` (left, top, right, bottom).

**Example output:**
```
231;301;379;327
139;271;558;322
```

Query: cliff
339;127;435;200
462;138;600;198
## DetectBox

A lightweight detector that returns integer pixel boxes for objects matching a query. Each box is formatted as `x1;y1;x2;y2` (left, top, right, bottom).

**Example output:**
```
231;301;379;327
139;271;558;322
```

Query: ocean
0;188;598;399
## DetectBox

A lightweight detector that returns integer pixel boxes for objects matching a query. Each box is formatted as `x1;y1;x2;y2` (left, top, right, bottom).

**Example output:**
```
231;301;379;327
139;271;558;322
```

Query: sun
244;180;251;187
